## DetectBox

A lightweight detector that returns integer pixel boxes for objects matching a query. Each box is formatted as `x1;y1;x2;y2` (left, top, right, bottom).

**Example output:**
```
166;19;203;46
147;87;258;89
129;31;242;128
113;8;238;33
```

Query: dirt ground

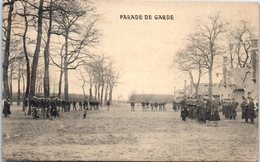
2;104;258;161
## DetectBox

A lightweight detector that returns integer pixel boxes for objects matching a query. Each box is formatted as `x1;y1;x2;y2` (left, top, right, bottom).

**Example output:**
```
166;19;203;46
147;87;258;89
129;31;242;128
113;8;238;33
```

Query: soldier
150;102;154;111
205;98;211;121
73;100;77;111
158;103;162;112
61;99;66;112
83;106;87;119
211;98;220;126
50;97;59;119
31;96;39;119
107;100;110;111
23;97;29;115
154;102;158;111
230;98;238;119
146;101;150;111
172;100;177;111
84;99;89;110
162;102;166;111
180;98;188;121
79;101;83;111
141;102;146;112
240;96;246;119
130;101;135;112
3;97;11;117
197;97;206;123
95;101;100;111
245;97;256;123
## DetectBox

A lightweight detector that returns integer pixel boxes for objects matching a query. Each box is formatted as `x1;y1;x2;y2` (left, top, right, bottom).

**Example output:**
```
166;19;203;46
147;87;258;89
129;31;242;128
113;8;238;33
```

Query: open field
2;104;258;161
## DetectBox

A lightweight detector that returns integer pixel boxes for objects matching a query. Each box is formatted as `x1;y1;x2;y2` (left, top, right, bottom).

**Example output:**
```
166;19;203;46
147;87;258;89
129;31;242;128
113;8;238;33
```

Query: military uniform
131;102;135;112
180;99;188;121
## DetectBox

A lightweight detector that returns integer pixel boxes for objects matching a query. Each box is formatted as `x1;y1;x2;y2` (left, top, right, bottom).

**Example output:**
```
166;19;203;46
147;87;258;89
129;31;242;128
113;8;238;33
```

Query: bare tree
51;0;98;100
188;13;228;103
227;20;255;68
175;45;206;96
2;0;16;99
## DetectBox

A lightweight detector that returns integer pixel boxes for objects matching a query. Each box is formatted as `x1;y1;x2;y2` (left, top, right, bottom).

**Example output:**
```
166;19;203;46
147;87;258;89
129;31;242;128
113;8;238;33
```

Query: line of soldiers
180;97;220;125
24;96;101;119
221;98;238;120
240;96;257;123
130;101;167;112
179;96;258;124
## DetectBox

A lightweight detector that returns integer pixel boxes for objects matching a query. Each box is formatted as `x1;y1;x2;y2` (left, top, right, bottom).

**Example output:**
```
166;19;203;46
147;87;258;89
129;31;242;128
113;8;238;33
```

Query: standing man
248;97;256;123
180;98;188;121
3;97;11;117
73;100;77;111
141;101;146;112
241;96;247;119
131;101;135;112
211;98;220;127
107;100;110;111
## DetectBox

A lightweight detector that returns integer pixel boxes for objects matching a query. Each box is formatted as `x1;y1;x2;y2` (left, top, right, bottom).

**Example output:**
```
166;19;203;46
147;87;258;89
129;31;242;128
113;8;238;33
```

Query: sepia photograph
1;0;259;161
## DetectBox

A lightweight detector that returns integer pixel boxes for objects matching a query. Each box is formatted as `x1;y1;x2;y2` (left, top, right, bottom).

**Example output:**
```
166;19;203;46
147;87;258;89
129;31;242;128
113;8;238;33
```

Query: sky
85;0;258;100
6;0;259;101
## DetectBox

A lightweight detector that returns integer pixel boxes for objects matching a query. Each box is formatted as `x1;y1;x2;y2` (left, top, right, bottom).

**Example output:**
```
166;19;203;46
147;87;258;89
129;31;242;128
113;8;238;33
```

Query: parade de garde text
120;14;174;20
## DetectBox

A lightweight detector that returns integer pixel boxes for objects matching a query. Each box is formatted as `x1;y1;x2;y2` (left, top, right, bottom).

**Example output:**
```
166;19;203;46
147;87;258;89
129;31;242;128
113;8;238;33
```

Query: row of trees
175;13;256;102
2;0;119;114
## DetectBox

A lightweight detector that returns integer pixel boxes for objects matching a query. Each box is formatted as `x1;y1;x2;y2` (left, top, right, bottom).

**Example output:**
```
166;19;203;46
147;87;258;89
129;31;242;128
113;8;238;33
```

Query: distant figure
79;101;82;111
131;101;135;112
245;97;256;123
240;96;247;119
107;100;110;111
23;98;29;115
211;99;220;127
73;100;77;111
146;101;149;111
141;102;146;112
3;97;11;117
180;98;188;121
83;108;87;119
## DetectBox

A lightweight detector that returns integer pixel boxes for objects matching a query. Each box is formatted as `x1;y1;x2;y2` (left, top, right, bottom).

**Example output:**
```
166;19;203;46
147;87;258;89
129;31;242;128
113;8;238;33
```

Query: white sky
90;0;258;100
7;0;259;101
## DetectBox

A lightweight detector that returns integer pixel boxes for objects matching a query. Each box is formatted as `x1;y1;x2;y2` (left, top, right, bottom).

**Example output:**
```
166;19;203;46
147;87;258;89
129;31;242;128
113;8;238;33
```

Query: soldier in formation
222;98;238;120
130;101;135;112
179;96;220;125
28;96;60;119
241;96;256;123
3;97;11;117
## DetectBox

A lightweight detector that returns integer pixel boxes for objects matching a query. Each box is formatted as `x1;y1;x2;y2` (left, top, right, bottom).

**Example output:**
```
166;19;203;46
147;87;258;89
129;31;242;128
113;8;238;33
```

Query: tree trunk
104;83;108;103
43;0;53;97
109;86;113;105
89;87;93;100
208;67;213;109
100;82;104;105
94;82;97;100
22;10;30;113
3;0;14;99
9;67;13;105
17;64;21;106
97;81;100;100
64;31;69;100
58;69;63;98
28;0;44;115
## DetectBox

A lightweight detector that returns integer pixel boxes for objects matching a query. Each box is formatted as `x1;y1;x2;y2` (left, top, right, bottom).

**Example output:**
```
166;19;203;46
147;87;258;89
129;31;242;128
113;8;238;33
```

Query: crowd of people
2;96;111;119
129;95;258;126
130;101;167;112
177;95;257;126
